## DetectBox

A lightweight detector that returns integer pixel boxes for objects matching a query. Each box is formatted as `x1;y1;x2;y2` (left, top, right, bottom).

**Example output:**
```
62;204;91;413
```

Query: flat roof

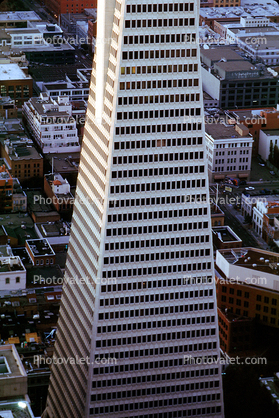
262;129;279;135
205;123;251;139
7;28;41;34
201;47;245;62
0;256;24;273
0;344;26;379
227;109;271;119
0;11;41;22
26;239;55;257
213;226;242;242
238;34;279;50
199;5;279;19
219;248;279;277
0;64;30;81
230;26;279;34
215;60;258;72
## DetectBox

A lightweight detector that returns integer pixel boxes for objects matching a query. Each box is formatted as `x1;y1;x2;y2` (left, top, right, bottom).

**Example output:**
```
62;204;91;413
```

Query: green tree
269;141;274;164
274;144;279;170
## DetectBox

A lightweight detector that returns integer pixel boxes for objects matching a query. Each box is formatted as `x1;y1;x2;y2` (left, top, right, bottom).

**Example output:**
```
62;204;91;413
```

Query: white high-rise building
43;1;224;418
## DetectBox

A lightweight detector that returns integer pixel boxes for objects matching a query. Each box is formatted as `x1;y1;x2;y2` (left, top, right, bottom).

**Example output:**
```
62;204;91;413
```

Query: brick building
0;64;33;107
0;137;43;182
25;239;55;267
46;0;97;16
0;164;13;212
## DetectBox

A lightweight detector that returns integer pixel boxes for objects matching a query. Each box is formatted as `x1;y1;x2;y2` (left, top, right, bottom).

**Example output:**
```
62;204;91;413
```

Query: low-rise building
34;221;70;246
0;11;41;28
211;203;225;227
259;129;279;162
253;198;279;236
216;247;279;328
0;255;26;290
0;344;35;417
38;79;90;101
0;165;13;212
225;109;279;156
205;121;253;182
201;46;279;108
218;308;255;355
0;63;33;107
213;226;242;249
23;93;80;154
12;178;27;212
0;137;43;181
25;239;55;267
199;5;279;29
0;96;17;119
44;173;74;214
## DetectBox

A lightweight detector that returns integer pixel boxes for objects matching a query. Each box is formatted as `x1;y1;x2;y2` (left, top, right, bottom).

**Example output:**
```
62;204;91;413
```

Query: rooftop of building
200;46;245;62
0;399;36;417
0;119;25;137
215;60;258;72
35;221;71;239
6;28;41;35
0;344;26;379
0;11;41;22
27;96;72;118
199;5;279;19
0;256;24;273
0;29;11;40
210;203;225;216
42;79;89;91
238;34;279;50
11;41;74;52
218;307;253;323
0;96;15;106
44;153;80;173
225;108;272;120
77;68;92;81
0;170;11;181
0;64;31;81
213;226;242;242
3;138;43;161
205;123;251;139
229;24;279;33
261;129;279;135
0;245;13;257
218;247;279;277
25;239;55;257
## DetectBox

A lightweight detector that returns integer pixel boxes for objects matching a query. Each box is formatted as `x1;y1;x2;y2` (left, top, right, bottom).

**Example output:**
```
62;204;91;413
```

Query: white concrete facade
44;1;224;418
259;129;279;162
205;129;253;182
0;256;26;290
22;94;80;154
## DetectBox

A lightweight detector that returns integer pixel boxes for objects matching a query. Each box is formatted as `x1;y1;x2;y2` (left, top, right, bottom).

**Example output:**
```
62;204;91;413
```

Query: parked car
270;171;275;175
259;163;265;167
245;186;255;191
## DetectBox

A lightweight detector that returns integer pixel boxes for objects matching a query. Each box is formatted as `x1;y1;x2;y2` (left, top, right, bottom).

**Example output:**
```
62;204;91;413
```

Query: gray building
201;46;279;108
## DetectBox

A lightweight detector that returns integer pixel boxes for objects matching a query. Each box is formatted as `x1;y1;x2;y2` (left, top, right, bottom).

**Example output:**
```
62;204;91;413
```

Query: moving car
245;186;255;191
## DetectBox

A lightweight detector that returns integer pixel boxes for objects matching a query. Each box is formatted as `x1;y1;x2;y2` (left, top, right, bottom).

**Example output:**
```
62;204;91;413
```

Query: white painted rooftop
0;64;30;81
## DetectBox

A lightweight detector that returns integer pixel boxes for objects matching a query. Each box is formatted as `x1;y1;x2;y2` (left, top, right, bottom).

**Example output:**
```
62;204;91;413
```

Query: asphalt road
218;202;260;248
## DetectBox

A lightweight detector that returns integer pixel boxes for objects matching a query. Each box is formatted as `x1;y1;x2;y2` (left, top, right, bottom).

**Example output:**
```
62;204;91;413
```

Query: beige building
205;122;253;182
